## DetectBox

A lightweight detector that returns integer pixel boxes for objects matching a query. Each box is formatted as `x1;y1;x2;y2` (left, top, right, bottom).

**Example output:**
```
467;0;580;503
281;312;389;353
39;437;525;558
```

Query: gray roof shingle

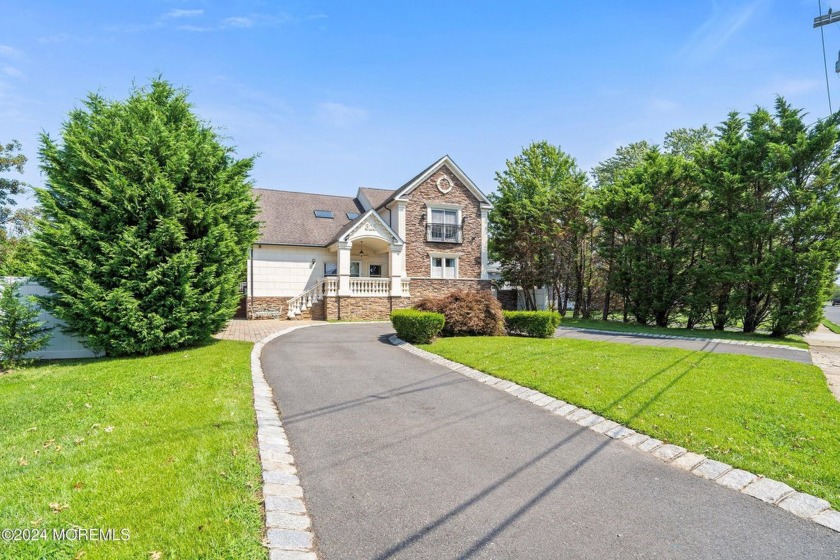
254;189;364;246
358;187;396;209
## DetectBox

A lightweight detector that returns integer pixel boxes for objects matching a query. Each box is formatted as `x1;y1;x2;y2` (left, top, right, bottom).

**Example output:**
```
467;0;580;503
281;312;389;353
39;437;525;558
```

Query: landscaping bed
559;318;808;349
420;336;840;509
0;340;265;559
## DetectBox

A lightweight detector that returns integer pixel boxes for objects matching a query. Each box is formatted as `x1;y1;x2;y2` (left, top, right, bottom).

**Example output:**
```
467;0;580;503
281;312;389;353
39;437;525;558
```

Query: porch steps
290;300;325;321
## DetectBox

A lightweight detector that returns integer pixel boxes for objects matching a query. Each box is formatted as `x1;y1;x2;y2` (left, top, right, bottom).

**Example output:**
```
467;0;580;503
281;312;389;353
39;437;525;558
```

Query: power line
817;1;834;114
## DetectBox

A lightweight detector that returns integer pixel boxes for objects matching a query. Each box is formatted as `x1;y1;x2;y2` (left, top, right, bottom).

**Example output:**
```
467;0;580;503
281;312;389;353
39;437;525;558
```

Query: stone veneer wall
495;289;518;311
324;296;412;321
247;297;325;320
409;278;492;301
248;297;288;319
248;280;490;320
404;165;484;278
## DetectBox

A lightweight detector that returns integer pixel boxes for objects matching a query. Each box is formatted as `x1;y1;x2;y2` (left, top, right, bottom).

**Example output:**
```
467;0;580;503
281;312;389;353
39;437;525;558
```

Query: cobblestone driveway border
252;321;391;559
389;335;840;534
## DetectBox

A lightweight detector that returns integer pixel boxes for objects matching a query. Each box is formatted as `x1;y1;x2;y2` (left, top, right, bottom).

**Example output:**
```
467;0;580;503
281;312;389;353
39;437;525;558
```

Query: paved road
554;327;811;364
262;324;839;559
824;303;840;324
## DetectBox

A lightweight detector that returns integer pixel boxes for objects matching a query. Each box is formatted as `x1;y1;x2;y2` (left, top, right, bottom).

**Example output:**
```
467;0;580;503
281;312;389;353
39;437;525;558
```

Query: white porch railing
287;280;326;318
286;277;410;318
324;277;338;296
349;278;390;295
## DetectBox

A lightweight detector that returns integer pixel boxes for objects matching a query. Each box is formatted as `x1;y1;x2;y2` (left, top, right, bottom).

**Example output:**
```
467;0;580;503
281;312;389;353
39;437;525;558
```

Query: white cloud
177;25;216;32
164;9;204;19
37;33;71;44
223;16;254;28
2;66;23;78
0;45;23;60
677;1;765;62
315;102;368;127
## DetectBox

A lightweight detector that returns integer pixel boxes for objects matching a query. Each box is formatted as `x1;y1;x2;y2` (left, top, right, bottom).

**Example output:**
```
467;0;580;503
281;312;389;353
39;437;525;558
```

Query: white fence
1;277;100;360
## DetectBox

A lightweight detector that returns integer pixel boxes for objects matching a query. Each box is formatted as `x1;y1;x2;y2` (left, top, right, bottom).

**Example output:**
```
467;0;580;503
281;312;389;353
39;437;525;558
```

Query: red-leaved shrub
414;290;504;337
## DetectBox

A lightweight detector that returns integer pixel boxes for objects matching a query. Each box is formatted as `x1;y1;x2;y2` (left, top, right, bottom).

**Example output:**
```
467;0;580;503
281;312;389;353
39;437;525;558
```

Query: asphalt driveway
261;324;839;559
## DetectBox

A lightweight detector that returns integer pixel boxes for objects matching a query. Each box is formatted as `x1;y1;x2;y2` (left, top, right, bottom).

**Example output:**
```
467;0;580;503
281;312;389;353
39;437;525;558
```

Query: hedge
503;310;561;338
390;309;446;344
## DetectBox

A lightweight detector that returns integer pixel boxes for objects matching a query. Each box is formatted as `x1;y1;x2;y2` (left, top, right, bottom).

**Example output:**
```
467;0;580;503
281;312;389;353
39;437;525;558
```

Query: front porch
286;277;411;319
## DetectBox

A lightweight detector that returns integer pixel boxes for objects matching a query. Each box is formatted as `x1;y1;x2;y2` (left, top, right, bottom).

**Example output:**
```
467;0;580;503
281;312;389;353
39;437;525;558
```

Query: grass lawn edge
414;335;840;514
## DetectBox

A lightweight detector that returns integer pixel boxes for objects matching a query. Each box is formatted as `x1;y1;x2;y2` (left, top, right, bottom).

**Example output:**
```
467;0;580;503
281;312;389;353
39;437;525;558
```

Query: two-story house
245;155;493;320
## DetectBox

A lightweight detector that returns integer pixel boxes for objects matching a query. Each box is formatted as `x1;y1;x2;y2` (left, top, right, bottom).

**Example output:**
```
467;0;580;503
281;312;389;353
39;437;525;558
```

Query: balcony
426;223;462;243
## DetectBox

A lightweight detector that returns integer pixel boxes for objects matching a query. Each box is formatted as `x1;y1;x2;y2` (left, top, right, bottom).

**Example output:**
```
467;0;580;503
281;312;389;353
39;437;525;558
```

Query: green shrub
391;309;445;344
0;281;52;370
414;290;505;337
504;310;561;338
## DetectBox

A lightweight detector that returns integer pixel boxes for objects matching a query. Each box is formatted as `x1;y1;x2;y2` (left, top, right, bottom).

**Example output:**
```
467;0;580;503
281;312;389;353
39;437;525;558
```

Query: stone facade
247;297;324;320
495;289;518;311
248;297;288;319
324;296;411;321
404;165;484;279
410;278;492;301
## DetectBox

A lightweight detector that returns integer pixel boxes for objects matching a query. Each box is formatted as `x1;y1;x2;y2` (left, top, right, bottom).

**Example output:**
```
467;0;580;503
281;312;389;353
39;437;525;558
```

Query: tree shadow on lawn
372;350;709;559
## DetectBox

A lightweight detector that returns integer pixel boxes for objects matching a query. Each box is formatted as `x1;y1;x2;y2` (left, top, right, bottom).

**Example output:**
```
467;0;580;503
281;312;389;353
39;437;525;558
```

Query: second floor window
428;209;461;242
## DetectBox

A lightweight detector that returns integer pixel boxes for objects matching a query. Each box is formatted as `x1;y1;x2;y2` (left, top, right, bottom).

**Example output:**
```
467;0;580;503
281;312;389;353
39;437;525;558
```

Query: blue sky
2;1;839;206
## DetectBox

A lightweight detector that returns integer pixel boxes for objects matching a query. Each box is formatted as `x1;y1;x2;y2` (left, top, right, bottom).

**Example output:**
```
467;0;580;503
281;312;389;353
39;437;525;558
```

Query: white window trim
429;253;459;279
425;203;462;223
426;204;462;243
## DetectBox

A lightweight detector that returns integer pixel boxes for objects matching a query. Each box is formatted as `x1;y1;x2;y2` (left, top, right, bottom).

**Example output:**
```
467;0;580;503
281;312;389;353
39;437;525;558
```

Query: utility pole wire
819;1;834;114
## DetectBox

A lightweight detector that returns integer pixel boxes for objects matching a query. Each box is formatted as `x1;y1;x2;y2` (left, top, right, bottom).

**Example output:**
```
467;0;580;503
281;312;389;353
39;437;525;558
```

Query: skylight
314;210;334;219
346;212;360;220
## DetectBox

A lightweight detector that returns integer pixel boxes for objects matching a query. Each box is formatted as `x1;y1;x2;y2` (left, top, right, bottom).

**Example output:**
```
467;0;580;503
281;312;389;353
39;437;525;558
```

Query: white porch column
480;206;490;280
395;201;407;276
390;245;404;296
337;241;352;296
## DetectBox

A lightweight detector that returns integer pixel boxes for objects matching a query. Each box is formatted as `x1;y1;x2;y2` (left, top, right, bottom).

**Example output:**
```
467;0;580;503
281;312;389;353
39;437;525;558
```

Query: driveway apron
261;324;840;559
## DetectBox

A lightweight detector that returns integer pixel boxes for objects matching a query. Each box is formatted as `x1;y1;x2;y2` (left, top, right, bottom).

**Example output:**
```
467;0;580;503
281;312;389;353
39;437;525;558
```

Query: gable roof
375;155;492;209
253;155;489;247
254;189;363;246
330;209;404;246
358;187;395;209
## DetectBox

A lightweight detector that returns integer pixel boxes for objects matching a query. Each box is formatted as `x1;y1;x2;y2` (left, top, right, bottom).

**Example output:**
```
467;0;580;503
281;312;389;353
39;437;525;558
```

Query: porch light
310;258;316;267
358;241;365;257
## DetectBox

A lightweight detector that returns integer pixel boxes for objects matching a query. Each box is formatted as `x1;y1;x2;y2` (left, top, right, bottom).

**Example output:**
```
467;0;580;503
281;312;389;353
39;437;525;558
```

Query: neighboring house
487;263;553;312
246;155;493;320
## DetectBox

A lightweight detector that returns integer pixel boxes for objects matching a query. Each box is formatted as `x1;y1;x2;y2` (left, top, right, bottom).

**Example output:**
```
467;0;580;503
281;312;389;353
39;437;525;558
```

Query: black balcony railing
426;223;462;243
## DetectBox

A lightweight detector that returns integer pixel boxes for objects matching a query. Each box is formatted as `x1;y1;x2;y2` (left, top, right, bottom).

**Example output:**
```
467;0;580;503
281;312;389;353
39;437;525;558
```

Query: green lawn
559;318;808;349
421;336;840;509
0;341;265;560
822;318;840;335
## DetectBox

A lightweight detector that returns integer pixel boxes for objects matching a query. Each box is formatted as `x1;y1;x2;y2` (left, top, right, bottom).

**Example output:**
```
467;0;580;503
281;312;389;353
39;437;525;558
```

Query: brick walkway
214;319;322;342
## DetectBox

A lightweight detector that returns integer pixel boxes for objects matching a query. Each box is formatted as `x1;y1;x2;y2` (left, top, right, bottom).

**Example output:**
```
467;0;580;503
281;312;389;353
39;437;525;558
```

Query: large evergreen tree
767;100;840;335
593;149;702;327
34;79;259;355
